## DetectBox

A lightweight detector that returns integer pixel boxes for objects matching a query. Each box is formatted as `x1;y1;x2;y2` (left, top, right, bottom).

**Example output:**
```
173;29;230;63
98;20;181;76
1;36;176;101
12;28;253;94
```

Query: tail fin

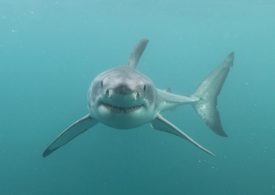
193;52;234;137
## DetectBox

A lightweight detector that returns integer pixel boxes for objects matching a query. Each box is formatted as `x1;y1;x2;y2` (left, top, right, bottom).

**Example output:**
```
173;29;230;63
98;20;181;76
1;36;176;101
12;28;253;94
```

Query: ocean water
1;0;275;194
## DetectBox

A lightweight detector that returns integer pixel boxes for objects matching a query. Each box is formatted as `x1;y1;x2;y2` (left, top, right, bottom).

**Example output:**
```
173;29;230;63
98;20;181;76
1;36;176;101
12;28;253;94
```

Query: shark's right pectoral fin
43;114;98;157
151;114;215;156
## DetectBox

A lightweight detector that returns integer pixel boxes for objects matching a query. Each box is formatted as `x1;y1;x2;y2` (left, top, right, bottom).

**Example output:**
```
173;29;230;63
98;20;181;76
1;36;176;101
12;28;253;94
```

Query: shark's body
43;39;234;157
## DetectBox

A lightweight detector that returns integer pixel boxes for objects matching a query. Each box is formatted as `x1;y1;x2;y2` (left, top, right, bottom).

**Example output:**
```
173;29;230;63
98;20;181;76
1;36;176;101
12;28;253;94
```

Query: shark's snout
114;84;133;94
104;84;139;99
103;89;140;102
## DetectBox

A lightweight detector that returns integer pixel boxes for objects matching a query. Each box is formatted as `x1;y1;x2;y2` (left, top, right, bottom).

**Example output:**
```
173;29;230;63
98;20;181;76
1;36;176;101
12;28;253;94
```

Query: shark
43;39;234;157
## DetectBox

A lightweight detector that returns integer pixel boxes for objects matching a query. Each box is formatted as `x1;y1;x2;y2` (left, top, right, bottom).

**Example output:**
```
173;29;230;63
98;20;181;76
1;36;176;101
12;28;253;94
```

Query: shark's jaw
91;94;153;129
99;101;144;113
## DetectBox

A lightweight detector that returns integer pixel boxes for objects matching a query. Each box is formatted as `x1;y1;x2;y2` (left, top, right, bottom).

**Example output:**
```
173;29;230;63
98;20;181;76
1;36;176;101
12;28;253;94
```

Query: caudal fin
193;52;234;137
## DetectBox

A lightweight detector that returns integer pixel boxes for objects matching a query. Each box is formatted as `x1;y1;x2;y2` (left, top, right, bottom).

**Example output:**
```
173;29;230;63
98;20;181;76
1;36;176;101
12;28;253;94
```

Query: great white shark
43;39;234;157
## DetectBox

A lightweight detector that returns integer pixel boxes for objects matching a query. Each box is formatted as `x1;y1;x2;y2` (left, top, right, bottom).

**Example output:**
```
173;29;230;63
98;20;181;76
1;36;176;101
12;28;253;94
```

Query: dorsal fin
128;38;149;68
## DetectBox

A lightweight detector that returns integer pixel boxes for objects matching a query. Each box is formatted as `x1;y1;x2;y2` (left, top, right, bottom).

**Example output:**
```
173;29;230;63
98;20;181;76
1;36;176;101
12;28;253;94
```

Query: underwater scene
0;0;275;194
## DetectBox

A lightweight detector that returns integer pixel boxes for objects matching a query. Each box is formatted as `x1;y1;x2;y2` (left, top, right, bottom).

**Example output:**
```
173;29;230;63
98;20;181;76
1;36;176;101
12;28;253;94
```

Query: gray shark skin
43;39;234;157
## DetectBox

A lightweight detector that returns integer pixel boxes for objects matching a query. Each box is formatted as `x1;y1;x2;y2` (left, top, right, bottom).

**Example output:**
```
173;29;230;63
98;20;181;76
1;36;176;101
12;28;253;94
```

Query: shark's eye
143;85;146;92
100;80;104;88
105;89;110;96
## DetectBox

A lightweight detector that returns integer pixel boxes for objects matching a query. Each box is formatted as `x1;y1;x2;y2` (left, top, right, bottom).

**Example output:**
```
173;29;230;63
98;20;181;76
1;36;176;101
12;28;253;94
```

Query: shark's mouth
100;101;143;113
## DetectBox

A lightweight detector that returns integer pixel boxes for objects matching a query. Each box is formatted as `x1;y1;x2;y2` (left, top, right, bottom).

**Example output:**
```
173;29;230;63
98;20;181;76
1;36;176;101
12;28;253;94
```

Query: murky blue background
1;0;275;194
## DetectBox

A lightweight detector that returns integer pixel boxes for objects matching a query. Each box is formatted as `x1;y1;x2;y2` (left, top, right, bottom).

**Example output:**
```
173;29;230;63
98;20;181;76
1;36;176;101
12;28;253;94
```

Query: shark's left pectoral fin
151;114;215;156
43;114;98;157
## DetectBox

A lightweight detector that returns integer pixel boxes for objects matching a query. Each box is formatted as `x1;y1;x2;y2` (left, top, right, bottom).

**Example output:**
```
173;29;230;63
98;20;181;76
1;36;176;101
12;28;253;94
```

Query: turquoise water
1;0;275;194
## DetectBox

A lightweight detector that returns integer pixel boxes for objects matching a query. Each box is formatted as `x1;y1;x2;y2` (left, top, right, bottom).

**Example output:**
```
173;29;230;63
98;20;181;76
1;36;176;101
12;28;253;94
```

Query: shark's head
88;66;158;129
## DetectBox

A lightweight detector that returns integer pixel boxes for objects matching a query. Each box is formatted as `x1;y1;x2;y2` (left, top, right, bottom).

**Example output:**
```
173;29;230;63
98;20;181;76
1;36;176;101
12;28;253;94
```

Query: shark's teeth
101;102;143;113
